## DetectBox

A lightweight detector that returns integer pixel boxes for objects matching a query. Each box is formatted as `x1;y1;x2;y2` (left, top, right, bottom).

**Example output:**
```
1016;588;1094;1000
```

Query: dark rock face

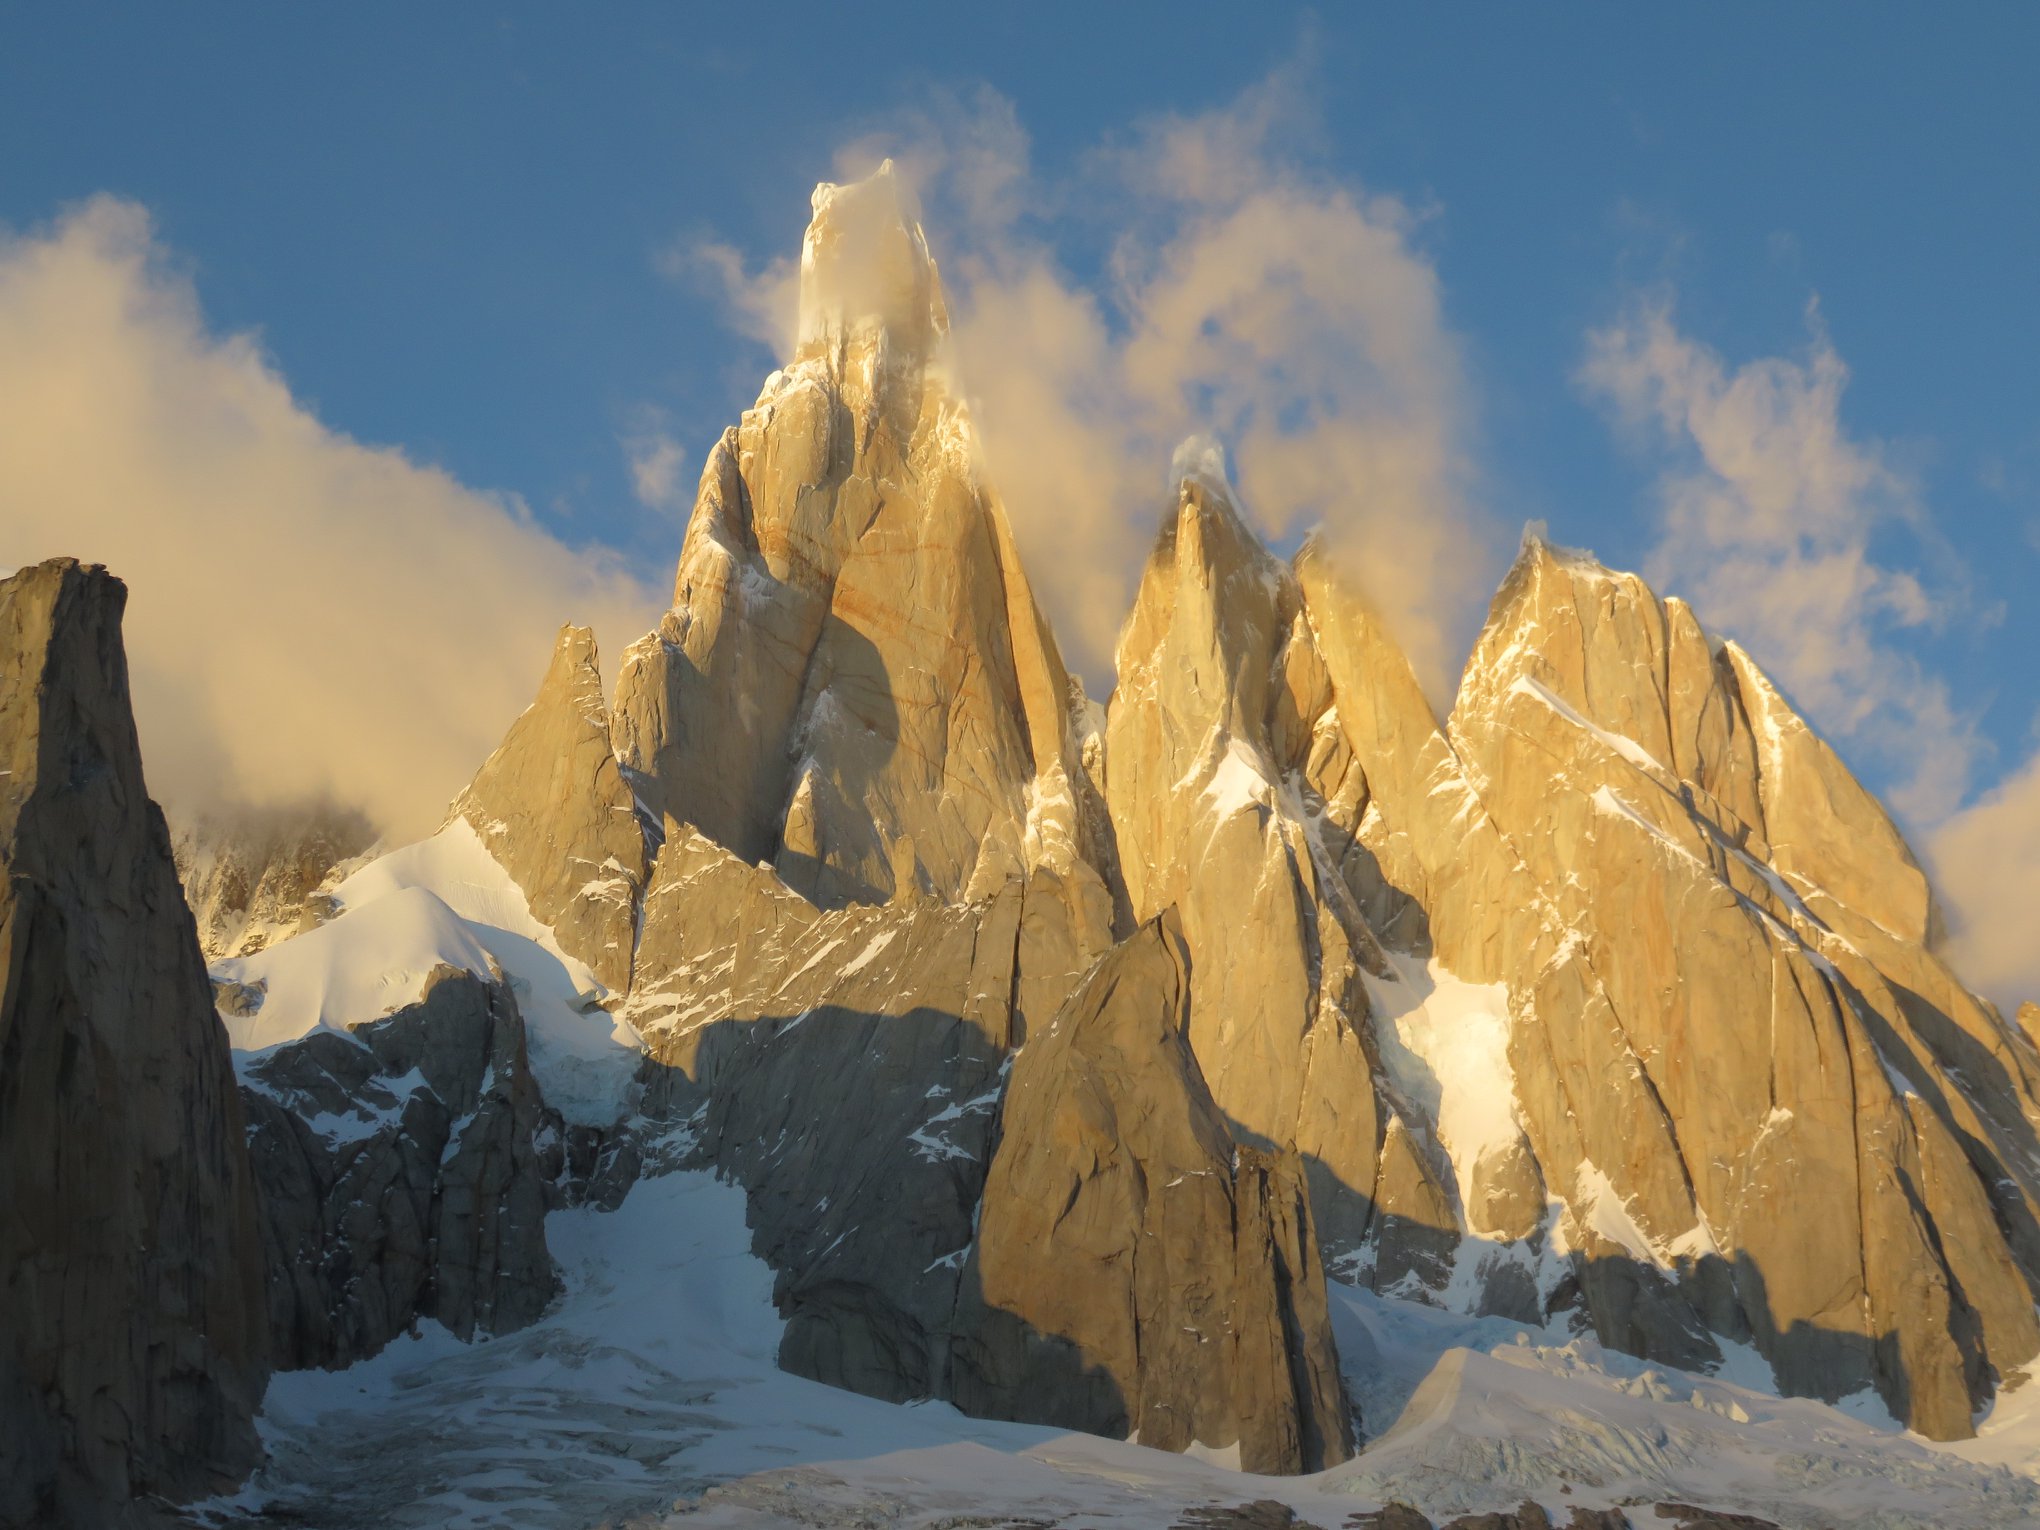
633;827;1019;1403
1174;1503;1330;1530
238;964;559;1369
950;912;1355;1475
1649;1506;1779;1530
1438;1505;1555;1530
0;560;269;1525
1344;1509;1439;1530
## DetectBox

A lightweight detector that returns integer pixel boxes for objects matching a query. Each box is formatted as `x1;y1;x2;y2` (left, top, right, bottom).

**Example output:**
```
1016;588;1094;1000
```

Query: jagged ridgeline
554;160;2040;1447
183;162;2040;1447
15;158;2040;1521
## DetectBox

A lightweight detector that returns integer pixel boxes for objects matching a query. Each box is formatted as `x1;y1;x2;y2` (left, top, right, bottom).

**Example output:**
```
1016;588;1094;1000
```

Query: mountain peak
796;159;948;362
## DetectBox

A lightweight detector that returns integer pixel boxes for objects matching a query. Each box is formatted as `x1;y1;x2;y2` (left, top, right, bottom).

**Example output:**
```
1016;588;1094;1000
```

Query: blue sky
5;4;2039;969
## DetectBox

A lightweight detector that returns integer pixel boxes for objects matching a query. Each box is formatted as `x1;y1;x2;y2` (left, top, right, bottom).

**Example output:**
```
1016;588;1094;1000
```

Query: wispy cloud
0;197;663;840
622;410;690;517
668;237;799;359
1931;745;2040;1007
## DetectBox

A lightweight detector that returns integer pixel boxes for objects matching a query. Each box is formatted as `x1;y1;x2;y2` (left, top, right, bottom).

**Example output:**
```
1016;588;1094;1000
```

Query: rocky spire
952;911;1354;1474
1422;530;2040;1439
0;559;269;1523
450;622;647;995
794;158;948;407
1104;465;1455;1284
611;163;1114;934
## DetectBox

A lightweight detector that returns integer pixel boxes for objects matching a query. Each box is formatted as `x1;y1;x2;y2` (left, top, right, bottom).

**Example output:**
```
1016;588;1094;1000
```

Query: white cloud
1931;751;2040;1007
0;197;663;840
623;414;689;517
672;238;799;360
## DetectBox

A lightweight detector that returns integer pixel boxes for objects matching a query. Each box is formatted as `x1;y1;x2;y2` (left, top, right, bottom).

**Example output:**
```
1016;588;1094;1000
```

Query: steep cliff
239;964;559;1370
0;559;269;1526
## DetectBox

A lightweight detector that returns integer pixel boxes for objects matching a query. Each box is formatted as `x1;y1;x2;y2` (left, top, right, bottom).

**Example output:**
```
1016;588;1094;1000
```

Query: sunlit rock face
598;162;1152;1426
0;560;269;1523
1102;473;1452;1286
1327;530;2040;1441
1099;490;2040;1439
451;622;648;996
610;160;1115;927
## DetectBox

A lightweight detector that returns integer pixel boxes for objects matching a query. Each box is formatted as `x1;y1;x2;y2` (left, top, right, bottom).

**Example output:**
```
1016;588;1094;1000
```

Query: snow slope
1364;951;1518;1229
215;819;642;1124
197;1167;2040;1530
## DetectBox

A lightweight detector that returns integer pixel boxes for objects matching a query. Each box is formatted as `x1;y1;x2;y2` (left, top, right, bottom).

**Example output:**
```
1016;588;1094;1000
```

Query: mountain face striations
610;162;1115;934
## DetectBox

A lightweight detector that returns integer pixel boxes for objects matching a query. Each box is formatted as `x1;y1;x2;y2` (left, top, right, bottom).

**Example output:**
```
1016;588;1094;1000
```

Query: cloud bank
0;198;662;840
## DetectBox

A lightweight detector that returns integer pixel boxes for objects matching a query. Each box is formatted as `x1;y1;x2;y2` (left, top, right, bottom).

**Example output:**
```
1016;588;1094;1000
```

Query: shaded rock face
451;622;648;995
237;964;560;1370
951;913;1354;1474
610;161;1115;923
0;560;268;1524
173;803;375;961
626;822;1108;1403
